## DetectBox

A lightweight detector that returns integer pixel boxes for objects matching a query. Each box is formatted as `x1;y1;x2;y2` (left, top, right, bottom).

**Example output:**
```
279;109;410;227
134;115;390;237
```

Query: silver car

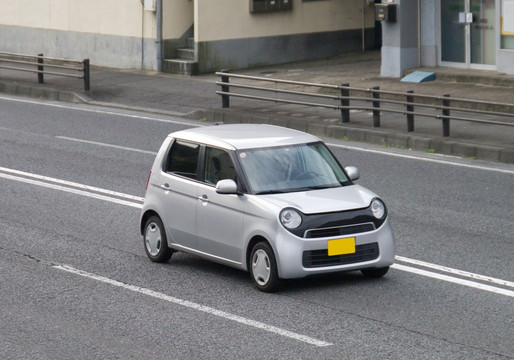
140;124;395;292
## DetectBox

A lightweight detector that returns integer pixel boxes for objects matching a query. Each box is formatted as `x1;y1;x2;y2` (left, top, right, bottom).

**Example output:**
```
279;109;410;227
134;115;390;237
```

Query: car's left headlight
280;208;302;229
371;199;386;219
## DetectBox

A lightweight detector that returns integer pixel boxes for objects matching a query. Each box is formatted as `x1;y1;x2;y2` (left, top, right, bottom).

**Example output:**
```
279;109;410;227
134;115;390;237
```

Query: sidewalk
0;50;513;163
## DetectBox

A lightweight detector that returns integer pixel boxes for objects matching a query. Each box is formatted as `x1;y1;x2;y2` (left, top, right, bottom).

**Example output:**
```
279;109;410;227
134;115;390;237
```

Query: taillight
146;170;152;191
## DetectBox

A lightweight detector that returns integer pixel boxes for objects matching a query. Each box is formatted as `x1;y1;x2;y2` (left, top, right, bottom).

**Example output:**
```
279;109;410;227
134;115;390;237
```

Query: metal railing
0;52;90;91
215;71;514;137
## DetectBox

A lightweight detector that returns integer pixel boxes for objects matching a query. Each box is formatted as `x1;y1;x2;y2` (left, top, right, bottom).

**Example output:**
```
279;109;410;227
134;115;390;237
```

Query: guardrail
0;52;90;91
215;71;514;137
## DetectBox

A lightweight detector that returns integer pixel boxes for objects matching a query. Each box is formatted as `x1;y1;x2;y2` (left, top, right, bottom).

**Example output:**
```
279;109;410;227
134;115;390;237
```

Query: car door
159;139;200;250
196;147;244;263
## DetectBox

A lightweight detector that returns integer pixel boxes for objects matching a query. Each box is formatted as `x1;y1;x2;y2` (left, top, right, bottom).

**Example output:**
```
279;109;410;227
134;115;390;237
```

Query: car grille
302;243;379;268
304;222;375;239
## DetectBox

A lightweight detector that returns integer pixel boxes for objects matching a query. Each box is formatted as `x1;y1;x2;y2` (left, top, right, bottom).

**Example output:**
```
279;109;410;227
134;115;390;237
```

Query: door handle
160;183;170;190
198;195;210;203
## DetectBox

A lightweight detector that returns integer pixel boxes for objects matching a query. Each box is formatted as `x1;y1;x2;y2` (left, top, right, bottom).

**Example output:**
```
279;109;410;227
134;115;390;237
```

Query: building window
501;0;514;50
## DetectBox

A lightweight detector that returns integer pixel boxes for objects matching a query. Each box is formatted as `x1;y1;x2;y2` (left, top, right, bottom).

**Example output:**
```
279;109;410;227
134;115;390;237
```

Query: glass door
441;0;496;67
470;0;496;65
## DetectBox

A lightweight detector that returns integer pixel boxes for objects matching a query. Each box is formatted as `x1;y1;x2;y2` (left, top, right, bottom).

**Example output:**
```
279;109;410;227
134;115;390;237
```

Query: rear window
165;140;200;179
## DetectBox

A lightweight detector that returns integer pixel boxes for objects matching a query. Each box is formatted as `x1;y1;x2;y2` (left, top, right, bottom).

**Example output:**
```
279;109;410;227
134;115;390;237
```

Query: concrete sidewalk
0;50;513;163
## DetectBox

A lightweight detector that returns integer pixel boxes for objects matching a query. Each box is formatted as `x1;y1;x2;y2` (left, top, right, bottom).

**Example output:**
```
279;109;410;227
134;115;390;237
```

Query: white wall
163;0;194;39
0;0;154;38
195;0;375;42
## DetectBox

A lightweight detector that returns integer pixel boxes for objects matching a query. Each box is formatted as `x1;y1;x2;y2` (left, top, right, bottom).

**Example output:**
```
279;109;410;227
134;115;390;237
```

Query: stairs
163;37;198;75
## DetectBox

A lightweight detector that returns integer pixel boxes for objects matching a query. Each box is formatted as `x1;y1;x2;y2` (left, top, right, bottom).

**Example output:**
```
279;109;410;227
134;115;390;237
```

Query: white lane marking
2;94;512;174
56;136;157;155
1;166;513;298
396;256;514;289
391;264;514;298
54;135;514;176
54;264;333;347
0;172;142;209
0;166;144;203
326;142;514;175
0;95;200;126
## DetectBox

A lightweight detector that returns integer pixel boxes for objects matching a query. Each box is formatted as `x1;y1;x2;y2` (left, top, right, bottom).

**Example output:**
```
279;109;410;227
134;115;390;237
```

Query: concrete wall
195;0;374;41
498;50;514;75
0;0;160;69
195;0;377;73
381;0;419;77
0;0;376;72
420;0;437;67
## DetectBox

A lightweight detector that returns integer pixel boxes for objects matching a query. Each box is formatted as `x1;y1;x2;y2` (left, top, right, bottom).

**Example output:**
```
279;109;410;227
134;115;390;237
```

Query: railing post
442;94;450;137
83;59;90;91
220;69;230;108
406;90;414;132
37;53;44;84
340;83;350;123
372;86;380;127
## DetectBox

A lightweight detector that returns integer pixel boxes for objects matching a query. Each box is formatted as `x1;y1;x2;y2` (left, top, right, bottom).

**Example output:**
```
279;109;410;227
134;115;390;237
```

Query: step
176;48;195;61
162;59;198;76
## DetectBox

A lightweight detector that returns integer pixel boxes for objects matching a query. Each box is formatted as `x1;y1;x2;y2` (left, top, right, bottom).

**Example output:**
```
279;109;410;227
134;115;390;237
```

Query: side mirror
215;179;238;194
344;166;360;181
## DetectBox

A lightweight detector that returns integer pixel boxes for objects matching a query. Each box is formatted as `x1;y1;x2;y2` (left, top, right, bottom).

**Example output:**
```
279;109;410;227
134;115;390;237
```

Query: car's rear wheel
250;242;280;293
144;216;172;263
361;266;389;278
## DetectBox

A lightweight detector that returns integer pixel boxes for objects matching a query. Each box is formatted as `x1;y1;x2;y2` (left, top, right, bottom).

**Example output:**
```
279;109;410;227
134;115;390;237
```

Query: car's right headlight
280;208;302;229
371;198;386;219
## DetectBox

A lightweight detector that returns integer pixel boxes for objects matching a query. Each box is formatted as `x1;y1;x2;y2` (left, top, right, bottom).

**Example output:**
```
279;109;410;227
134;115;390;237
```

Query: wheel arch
245;235;272;271
140;210;161;235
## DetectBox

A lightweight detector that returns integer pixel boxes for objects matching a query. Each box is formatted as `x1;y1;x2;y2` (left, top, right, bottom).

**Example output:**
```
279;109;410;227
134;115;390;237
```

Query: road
1;95;513;359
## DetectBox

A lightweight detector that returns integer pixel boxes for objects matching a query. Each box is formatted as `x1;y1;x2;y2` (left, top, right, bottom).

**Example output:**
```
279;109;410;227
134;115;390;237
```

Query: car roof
169;124;321;150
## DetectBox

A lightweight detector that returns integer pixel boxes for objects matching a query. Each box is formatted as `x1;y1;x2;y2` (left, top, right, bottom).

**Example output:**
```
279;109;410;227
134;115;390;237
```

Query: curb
0;80;189;118
186;108;514;164
0;80;81;103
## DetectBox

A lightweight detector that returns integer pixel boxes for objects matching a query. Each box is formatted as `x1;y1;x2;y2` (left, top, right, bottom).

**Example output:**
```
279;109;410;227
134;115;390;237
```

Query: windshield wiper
301;184;340;191
255;189;291;195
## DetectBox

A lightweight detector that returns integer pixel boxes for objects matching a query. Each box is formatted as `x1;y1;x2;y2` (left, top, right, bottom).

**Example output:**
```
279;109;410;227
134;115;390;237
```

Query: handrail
0;51;90;91
217;71;513;107
215;71;514;137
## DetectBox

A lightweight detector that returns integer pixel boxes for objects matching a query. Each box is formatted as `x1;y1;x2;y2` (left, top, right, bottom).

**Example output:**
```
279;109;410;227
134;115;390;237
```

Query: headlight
280;209;302;229
371;199;386;219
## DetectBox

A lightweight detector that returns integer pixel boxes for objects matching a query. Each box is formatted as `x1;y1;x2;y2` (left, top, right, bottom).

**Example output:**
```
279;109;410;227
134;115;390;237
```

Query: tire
249;242;281;293
361;266;389;278
143;216;173;263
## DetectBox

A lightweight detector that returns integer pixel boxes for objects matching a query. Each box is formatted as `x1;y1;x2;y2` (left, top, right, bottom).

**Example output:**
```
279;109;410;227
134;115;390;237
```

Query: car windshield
237;142;350;194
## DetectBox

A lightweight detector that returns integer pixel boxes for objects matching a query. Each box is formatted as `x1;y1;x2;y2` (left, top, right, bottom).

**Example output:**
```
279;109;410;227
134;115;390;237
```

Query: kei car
140;124;395;292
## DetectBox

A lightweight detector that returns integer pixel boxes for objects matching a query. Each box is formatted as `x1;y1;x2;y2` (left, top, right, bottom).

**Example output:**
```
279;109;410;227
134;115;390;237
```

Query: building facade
381;0;514;76
1;0;512;76
0;0;377;74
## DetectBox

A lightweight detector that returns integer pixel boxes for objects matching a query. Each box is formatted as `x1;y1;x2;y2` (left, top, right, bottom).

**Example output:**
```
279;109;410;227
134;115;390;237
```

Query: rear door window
165;140;200;180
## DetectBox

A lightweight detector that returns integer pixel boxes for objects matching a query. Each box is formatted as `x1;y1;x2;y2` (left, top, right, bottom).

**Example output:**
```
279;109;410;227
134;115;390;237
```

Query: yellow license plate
327;237;356;256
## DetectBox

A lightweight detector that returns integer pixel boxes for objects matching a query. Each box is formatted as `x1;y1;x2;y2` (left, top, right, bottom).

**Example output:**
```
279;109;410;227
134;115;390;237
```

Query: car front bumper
273;217;395;279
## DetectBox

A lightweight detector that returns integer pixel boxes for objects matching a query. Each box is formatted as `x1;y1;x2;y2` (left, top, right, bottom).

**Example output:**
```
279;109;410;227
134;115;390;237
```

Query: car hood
259;185;377;214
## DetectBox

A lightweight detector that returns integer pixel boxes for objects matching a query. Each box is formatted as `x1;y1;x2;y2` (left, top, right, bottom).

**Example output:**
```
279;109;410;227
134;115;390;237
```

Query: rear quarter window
165;140;200;179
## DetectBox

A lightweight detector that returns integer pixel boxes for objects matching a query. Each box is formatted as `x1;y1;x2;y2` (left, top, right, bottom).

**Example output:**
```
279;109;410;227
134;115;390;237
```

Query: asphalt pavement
1;50;513;163
1;97;513;358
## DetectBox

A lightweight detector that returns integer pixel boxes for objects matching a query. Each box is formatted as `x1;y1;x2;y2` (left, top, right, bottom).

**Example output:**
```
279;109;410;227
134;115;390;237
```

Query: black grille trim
304;222;375;239
303;243;379;268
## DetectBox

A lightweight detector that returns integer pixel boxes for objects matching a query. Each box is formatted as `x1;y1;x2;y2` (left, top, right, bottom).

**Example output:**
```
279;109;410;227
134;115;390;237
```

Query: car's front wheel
361;266;389;278
143;216;173;263
249;242;280;293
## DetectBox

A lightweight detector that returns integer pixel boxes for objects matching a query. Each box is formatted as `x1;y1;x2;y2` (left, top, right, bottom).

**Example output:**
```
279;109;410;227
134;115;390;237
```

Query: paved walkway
0;50;513;163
